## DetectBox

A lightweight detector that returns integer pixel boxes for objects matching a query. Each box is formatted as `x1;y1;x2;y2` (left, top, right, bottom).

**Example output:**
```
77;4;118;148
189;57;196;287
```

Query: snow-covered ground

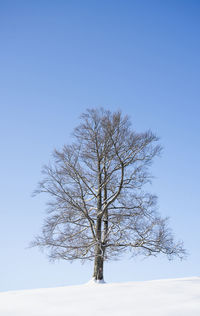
0;277;200;315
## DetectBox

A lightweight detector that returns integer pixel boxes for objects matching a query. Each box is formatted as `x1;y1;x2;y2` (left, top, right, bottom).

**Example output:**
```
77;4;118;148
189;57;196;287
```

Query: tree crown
33;108;185;266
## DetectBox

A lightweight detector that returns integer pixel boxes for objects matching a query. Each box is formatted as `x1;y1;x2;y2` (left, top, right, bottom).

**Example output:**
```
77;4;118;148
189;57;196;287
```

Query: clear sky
0;0;200;292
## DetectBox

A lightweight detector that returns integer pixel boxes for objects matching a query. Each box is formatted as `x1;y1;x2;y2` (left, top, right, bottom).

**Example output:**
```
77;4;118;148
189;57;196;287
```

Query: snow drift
0;277;200;316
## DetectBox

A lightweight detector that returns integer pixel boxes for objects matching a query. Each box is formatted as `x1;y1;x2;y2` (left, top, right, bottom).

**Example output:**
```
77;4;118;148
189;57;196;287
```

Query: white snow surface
0;277;200;315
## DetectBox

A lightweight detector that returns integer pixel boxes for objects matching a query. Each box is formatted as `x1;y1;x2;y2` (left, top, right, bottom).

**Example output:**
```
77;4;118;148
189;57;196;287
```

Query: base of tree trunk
93;254;104;281
88;277;106;284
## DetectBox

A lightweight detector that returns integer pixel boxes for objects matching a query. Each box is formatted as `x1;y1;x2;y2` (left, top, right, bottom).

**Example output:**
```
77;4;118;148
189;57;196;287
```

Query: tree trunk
93;216;104;281
93;243;104;280
93;158;104;281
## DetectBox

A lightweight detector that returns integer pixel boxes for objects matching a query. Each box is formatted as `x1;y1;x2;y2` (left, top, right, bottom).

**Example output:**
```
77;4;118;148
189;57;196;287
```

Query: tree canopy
33;108;185;281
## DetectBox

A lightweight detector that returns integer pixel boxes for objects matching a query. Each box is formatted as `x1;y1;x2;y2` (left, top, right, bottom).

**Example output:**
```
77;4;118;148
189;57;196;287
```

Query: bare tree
33;108;185;281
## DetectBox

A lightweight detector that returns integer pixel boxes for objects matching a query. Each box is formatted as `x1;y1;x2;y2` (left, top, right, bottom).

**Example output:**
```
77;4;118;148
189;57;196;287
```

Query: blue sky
0;0;200;291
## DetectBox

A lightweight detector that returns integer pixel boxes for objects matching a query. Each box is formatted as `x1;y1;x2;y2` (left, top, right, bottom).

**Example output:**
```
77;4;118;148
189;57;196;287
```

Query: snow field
0;277;200;316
